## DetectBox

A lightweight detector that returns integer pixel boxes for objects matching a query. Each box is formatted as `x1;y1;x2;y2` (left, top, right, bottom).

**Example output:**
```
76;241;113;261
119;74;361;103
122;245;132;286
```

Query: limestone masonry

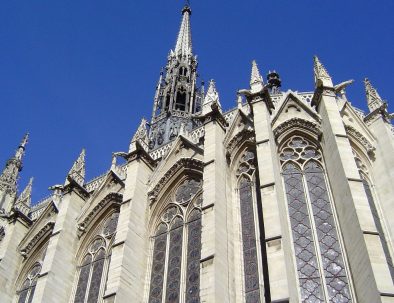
1;4;393;303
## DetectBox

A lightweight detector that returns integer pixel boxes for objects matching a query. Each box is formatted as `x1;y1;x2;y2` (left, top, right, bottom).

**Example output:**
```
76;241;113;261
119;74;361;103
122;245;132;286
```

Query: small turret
267;70;282;94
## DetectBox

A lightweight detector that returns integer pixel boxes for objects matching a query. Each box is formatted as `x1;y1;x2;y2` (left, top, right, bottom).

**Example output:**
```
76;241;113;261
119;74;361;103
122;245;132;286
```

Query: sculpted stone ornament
0;133;28;196
65;149;86;187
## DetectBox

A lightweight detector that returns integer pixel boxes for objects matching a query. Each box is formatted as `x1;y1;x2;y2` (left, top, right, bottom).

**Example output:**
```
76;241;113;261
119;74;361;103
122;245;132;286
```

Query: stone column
315;87;394;302
199;113;230;302
0;213;30;303
103;147;153;303
32;183;86;303
250;96;292;302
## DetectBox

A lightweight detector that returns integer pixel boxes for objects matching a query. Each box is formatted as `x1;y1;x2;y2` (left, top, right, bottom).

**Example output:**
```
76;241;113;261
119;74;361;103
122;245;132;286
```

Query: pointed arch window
17;263;41;303
235;150;269;303
280;136;352;302
73;212;119;303
148;179;202;303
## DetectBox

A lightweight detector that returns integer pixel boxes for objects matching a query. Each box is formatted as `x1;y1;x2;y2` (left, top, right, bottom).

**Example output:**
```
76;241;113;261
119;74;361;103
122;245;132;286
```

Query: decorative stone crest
273;118;321;143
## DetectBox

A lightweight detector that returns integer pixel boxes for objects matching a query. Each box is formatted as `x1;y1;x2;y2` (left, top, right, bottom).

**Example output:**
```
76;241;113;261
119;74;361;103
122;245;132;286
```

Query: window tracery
148;179;202;303
280;136;352;302
73;212;119;303
17;262;41;303
236;150;263;303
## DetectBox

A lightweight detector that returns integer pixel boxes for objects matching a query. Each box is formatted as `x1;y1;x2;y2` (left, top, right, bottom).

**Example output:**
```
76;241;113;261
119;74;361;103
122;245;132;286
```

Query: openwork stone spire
65;149;86;187
250;60;264;94
364;78;384;112
0;133;29;196
16;177;33;206
313;56;333;87
202;79;221;115
148;4;204;150
175;5;192;57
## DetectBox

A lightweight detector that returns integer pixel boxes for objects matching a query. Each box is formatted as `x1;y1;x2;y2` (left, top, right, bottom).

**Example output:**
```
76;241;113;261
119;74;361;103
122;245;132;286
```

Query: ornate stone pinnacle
250;60;263;86
313;56;333;88
65;149;86;187
202;80;221;115
0;133;29;196
16;177;33;206
364;78;384;112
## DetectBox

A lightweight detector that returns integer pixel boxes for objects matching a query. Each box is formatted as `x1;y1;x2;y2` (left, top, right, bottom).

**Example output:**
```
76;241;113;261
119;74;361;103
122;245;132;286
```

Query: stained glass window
148;179;202;303
236;150;266;303
280;136;352;302
74;211;119;303
17;263;41;303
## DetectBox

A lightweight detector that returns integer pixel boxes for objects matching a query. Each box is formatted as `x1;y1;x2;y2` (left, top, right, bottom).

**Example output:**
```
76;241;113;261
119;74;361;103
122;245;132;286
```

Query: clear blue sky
1;0;393;203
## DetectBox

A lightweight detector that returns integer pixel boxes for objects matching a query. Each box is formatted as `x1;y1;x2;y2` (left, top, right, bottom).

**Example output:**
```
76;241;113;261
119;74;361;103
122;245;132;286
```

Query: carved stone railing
150;142;174;160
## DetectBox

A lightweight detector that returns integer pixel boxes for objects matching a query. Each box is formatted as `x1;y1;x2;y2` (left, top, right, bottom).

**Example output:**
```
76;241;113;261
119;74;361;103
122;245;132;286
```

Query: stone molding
148;158;204;204
345;125;375;156
225;129;256;163
20;221;55;258
273;118;321;143
77;192;122;236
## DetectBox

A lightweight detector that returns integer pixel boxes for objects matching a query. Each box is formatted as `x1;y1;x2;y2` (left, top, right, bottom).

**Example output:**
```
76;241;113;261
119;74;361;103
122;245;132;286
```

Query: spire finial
364;78;384;112
313;56;333;87
65;149;86;187
16;177;33;206
175;3;192;56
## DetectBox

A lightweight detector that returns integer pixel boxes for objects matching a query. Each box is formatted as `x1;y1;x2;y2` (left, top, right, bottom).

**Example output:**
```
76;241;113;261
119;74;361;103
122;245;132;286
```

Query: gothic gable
18;201;57;258
272;91;320;130
148;135;203;202
340;102;376;156
76;171;124;234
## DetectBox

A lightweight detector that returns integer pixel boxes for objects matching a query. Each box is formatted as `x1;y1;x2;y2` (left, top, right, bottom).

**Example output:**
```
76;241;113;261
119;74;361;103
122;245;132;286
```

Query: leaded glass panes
280;136;353;302
148;179;202;303
17;263;42;303
305;161;351;302
236;149;267;303
165;218;184;303
185;210;201;303
283;163;324;302
74;211;119;303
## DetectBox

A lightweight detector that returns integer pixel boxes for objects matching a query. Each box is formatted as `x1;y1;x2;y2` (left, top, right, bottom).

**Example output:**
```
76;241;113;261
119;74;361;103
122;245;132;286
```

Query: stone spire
202;80;221;115
65;149;85;187
0;133;29;196
175;5;192;57
148;4;204;150
314;56;333;88
364;78;384;112
16;177;33;206
250;60;264;94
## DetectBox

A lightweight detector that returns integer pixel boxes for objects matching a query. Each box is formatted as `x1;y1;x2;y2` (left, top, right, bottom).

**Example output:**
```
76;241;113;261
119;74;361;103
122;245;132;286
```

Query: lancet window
73;212;119;303
280;135;352;302
236;149;264;303
148;178;202;303
353;151;394;282
17;262;42;303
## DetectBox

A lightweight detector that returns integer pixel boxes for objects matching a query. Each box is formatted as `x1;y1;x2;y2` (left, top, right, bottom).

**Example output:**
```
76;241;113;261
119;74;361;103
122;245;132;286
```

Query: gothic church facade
1;5;394;303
